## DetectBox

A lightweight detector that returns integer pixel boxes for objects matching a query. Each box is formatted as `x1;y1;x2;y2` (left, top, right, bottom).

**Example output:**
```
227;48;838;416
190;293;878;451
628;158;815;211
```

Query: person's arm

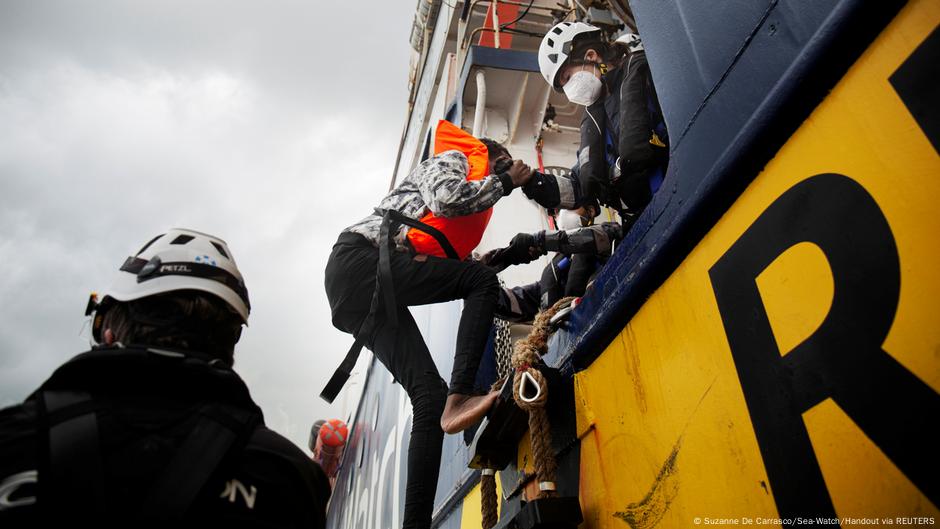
495;282;541;322
521;171;581;210
578;104;615;208
615;51;669;212
481;222;623;271
416;150;517;218
617;52;657;175
541;222;623;256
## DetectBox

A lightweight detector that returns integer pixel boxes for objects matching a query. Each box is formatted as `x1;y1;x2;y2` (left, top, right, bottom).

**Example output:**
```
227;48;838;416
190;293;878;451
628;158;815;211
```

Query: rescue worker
537;204;605;308
484;215;624;321
323;120;533;529
0;229;331;527
538;22;669;228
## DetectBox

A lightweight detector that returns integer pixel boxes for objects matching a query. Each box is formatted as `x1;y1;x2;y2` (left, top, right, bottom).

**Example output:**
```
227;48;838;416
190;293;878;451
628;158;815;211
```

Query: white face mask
556;209;585;230
563;65;602;106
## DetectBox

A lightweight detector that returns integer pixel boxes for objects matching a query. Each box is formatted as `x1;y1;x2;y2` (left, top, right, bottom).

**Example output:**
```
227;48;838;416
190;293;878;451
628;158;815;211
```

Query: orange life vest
407;120;493;259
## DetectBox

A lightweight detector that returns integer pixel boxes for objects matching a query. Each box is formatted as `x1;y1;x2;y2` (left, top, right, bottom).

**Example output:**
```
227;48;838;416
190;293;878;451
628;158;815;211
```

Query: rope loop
482;296;575;526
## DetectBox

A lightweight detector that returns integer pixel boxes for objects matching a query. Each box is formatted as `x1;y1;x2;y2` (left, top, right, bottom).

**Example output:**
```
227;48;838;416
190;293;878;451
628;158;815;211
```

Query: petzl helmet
538;21;602;91
90;228;250;340
616;32;644;52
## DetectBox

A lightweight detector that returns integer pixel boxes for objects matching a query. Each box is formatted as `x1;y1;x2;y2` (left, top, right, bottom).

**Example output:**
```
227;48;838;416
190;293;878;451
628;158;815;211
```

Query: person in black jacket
538;21;669;227
0;228;330;528
485;218;623;321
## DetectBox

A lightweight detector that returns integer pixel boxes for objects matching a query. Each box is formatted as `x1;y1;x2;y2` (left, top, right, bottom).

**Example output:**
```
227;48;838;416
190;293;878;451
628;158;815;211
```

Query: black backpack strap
139;403;258;519
41;390;107;514
320;209;458;403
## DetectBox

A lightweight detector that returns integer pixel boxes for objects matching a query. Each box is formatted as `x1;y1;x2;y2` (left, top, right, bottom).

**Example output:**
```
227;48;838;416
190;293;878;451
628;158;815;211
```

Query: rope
511;298;572;499
481;469;498;529
479;297;574;525
524;297;574;493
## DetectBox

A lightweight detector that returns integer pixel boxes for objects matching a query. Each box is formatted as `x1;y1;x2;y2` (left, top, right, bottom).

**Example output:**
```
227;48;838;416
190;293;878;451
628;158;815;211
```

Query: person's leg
386;253;501;433
324;237;377;333
495;282;541;322
326;240;448;528
368;306;447;529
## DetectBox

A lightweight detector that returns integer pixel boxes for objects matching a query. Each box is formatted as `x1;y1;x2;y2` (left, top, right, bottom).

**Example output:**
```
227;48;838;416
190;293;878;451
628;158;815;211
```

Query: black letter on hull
709;173;938;518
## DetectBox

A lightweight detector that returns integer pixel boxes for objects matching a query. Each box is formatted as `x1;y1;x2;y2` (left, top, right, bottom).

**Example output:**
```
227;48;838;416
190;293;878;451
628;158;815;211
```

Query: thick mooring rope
481;469;498;529
481;298;574;528
511;297;572;499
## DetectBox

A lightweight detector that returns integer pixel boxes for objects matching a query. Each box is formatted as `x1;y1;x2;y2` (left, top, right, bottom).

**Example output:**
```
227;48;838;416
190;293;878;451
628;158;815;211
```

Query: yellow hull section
459;0;939;527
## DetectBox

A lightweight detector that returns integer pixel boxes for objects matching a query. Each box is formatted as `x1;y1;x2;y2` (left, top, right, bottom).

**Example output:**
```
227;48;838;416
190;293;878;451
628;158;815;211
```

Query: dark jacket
0;345;330;528
579;50;669;213
494;222;623;320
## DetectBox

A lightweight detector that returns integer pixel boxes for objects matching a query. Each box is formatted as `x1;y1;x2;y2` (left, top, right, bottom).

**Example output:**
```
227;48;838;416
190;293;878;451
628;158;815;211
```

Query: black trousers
324;232;499;529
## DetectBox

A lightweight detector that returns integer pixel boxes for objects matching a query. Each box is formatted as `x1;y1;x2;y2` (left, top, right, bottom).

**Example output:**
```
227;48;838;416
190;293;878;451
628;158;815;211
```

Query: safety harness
319;209;459;403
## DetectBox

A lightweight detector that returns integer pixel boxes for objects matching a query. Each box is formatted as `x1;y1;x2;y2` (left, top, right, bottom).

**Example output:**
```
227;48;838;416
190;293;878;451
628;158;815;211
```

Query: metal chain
493;316;513;381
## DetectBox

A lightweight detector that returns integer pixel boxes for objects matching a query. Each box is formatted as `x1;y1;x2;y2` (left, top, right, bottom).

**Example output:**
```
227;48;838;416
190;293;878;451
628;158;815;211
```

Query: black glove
522;171;561;208
591;171;621;211
543;222;622;255
480;233;545;272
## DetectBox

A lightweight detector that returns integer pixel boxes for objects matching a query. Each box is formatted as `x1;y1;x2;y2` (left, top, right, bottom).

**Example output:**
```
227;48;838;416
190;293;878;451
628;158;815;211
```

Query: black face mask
493;157;513;174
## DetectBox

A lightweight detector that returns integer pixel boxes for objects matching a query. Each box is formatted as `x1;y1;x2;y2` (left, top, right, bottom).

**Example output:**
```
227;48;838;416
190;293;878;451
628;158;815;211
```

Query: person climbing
0;228;331;527
538;22;669;229
322;120;533;529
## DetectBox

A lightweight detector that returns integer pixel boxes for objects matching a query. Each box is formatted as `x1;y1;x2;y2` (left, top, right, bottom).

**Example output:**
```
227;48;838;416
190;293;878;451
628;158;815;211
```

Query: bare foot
440;390;499;434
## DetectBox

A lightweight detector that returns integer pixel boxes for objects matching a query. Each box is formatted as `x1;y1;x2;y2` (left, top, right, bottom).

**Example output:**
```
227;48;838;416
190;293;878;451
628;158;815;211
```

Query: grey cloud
0;1;414;113
0;1;416;449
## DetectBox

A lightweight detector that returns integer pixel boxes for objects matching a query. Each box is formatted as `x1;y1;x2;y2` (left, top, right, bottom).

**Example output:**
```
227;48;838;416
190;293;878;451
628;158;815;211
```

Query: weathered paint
571;1;939;526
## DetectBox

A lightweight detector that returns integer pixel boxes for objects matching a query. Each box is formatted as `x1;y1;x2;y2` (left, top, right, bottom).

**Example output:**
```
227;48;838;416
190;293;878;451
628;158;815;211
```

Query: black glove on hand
522;171;560;208
507;232;544;263
542;222;622;255
480;232;545;272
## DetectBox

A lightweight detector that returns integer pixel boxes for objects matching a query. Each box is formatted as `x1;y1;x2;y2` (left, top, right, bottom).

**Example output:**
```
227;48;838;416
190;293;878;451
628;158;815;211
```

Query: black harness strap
381;208;459;261
319;209;458;403
139;403;257;519
42;390;107;513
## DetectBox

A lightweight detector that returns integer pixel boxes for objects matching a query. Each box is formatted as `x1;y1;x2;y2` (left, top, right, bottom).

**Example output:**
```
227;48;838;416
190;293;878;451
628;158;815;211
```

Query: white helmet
538;21;602;91
616;32;644;52
92;228;250;337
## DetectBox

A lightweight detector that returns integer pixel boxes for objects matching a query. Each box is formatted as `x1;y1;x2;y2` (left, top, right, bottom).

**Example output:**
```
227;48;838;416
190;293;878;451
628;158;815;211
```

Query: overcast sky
0;1;415;450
